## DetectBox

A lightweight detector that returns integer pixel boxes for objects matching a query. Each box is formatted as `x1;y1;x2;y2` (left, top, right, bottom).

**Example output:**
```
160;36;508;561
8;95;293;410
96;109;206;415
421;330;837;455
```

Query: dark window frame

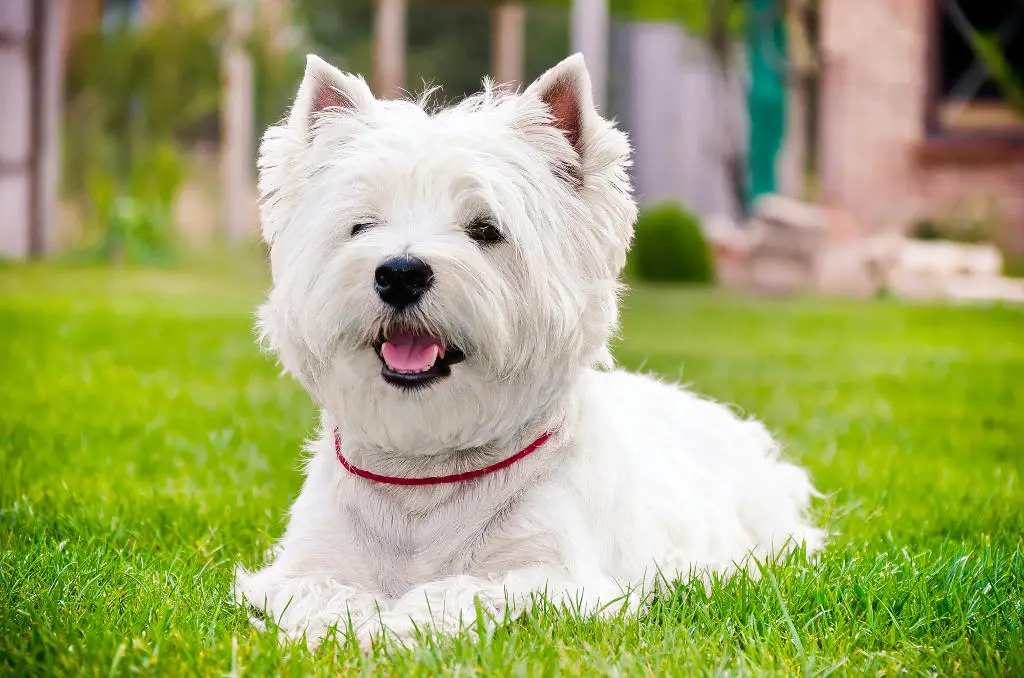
924;0;1024;147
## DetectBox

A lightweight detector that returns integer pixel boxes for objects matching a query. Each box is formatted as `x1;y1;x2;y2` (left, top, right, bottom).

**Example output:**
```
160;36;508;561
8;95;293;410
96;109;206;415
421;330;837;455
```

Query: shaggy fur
236;53;824;646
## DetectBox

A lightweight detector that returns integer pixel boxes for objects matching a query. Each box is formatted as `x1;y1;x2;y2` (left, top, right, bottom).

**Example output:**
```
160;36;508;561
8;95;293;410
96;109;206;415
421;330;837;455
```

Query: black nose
374;257;434;309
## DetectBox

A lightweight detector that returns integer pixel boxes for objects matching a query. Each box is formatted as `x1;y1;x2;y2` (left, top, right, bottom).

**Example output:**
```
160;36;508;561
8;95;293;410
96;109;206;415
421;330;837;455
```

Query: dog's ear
522;53;598;184
288;54;375;132
258;56;374;245
524;53;593;157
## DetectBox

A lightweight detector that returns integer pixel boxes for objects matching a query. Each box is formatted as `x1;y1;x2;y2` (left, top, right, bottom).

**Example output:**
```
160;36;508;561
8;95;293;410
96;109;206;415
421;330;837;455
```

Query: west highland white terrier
236;53;825;646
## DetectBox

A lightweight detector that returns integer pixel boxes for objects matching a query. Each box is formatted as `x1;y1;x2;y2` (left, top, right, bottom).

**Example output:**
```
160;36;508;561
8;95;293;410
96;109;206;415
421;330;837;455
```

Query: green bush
910;218;993;244
83;143;185;264
1004;253;1024;278
626;204;715;283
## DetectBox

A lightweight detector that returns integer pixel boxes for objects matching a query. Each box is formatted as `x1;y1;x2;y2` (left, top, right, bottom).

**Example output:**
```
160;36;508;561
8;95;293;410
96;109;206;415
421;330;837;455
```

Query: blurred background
2;0;1024;300
5;5;1024;673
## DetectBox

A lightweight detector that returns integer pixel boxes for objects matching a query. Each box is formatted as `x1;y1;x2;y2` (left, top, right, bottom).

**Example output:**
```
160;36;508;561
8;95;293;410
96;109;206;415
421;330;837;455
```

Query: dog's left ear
288;54;375;133
522;53;597;182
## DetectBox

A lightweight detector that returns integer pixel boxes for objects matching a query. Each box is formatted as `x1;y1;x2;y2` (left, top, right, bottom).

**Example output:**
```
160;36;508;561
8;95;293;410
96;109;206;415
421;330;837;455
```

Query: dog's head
257;54;636;452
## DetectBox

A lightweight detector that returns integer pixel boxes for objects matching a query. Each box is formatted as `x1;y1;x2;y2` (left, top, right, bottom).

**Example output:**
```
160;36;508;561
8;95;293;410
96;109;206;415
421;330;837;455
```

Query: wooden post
778;0;814;199
33;0;65;255
492;2;525;89
374;0;405;98
0;0;64;259
221;0;256;244
571;0;609;111
778;80;806;199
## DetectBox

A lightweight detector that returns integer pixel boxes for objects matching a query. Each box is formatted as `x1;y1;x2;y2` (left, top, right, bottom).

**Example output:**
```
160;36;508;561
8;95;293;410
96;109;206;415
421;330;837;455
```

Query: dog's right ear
288;54;375;132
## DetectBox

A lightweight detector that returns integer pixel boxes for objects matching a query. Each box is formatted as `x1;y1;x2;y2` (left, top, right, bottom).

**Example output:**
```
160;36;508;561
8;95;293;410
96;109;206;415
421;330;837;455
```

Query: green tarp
745;0;787;206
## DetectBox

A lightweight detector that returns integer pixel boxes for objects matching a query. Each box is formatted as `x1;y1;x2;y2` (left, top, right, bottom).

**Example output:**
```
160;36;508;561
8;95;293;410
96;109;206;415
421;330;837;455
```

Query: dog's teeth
426;345;439;368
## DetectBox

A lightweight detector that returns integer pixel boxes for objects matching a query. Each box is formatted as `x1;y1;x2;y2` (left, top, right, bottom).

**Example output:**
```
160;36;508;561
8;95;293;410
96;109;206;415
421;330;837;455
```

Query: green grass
2;259;1023;676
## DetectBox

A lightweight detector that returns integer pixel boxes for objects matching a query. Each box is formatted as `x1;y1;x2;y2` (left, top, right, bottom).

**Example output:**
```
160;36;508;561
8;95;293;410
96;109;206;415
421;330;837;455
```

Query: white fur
236;53;824;647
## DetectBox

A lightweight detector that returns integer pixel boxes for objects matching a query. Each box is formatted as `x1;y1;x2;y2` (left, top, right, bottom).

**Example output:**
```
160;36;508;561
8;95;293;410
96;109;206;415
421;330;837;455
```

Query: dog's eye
466;218;504;245
351;222;374;238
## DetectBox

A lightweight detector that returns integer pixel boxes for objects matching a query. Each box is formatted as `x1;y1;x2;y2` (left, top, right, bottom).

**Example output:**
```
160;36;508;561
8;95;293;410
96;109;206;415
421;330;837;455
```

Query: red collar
333;427;553;486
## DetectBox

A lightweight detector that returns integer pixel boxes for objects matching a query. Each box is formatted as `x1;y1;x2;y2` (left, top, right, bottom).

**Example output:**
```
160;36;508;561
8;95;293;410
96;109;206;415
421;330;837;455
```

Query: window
927;0;1024;140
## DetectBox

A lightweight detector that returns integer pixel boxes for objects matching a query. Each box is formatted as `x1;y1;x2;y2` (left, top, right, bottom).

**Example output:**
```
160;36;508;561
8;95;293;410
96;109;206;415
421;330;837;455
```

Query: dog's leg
234;565;387;648
362;567;632;646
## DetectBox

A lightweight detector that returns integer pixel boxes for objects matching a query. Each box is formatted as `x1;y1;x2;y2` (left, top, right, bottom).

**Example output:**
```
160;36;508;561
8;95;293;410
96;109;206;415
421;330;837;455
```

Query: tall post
221;0;255;244
571;0;609;111
778;0;813;199
492;2;525;89
0;0;33;258
33;0;65;255
374;0;406;98
0;0;64;259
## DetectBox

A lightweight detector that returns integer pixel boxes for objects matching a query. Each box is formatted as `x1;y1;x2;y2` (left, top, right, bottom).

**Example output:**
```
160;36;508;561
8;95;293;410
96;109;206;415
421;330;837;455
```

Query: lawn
1;258;1022;676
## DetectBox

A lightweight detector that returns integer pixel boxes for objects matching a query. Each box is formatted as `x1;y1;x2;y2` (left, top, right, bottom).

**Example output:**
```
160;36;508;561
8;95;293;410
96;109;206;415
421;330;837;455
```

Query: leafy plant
248;23;307;136
627;203;715;283
910;219;993;245
611;0;743;38
62;0;226;263
462;0;744;37
968;30;1024;121
1003;253;1024;278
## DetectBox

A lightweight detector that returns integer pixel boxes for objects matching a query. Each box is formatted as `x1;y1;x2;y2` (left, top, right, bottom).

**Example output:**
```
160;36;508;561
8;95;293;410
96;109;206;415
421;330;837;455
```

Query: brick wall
818;0;1024;253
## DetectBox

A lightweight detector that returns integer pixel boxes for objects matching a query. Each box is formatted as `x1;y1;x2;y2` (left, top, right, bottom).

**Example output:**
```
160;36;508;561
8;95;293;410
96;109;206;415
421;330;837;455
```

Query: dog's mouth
373;330;466;389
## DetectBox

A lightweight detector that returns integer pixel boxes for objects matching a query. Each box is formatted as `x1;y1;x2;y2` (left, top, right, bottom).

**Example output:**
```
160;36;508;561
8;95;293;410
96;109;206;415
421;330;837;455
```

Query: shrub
62;3;225;263
82;143;185;264
1005;253;1024;278
626;204;715;283
910;218;993;244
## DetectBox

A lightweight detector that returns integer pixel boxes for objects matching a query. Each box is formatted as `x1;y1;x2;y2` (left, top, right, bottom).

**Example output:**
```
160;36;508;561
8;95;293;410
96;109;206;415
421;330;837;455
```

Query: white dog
236;53;824;646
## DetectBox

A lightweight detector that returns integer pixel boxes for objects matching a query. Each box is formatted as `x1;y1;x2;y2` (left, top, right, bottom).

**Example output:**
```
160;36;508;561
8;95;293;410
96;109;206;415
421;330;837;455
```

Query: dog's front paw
234;566;385;648
375;574;509;643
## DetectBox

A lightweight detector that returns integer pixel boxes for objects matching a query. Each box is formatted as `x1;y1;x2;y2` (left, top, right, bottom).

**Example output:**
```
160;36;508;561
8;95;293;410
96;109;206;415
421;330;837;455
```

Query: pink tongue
381;331;445;372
